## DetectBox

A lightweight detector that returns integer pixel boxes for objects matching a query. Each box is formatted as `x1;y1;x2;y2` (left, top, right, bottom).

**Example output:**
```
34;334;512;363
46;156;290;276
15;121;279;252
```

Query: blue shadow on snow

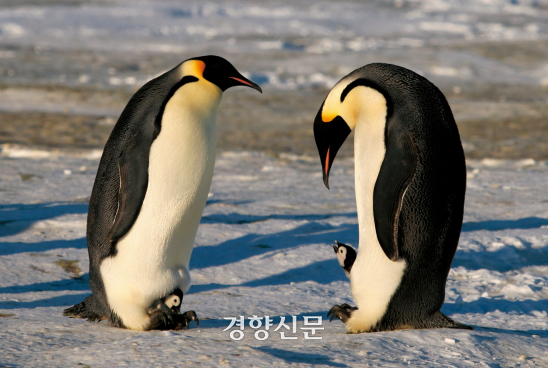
0;202;88;238
462;217;548;232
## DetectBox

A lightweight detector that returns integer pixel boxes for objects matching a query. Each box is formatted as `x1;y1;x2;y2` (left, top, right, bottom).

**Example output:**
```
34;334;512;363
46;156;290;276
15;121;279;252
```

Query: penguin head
183;55;262;93
332;240;356;278
314;74;388;188
164;288;184;312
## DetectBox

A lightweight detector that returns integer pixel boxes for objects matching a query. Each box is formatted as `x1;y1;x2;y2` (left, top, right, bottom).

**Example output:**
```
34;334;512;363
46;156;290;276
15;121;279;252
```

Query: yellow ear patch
320;73;389;131
181;60;206;79
194;60;206;77
321;77;352;123
321;107;338;123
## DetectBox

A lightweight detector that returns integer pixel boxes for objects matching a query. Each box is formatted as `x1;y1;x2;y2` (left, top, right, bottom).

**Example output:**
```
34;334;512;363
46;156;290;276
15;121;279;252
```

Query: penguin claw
173;310;199;330
339;303;358;312
327;304;356;323
148;310;199;330
148;310;176;330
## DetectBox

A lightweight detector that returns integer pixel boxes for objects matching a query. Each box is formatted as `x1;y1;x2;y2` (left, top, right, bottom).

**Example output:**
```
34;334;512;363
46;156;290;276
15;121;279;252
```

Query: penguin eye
339;249;343;253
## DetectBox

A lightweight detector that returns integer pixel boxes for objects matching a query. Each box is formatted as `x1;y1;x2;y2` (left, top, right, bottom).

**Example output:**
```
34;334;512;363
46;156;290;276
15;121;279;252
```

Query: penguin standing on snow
64;56;261;330
314;63;470;333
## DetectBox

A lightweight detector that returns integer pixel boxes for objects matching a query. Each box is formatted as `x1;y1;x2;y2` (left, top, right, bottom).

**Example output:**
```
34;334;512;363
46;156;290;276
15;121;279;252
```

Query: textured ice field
1;146;548;367
1;0;548;92
1;0;548;366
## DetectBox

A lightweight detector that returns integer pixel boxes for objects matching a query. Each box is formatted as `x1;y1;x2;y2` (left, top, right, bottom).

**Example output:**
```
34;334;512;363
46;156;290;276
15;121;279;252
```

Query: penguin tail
430;311;473;330
63;294;106;322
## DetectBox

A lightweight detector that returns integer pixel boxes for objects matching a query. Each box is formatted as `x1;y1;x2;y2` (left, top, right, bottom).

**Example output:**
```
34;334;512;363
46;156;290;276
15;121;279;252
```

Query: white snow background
1;0;548;367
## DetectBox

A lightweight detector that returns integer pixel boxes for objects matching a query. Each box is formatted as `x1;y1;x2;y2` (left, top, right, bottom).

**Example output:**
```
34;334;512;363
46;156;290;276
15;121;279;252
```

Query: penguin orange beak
313;107;351;189
229;76;262;93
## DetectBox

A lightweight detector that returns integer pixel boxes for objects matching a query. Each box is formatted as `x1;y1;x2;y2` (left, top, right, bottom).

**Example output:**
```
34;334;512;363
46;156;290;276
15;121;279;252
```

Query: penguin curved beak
313;107;351;189
229;76;262;93
193;55;263;93
332;242;339;253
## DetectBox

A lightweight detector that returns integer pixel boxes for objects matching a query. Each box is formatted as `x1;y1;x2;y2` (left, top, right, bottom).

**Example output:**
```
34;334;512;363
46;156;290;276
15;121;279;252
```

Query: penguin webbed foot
148;309;176;330
148;309;199;330
327;303;357;323
175;310;199;330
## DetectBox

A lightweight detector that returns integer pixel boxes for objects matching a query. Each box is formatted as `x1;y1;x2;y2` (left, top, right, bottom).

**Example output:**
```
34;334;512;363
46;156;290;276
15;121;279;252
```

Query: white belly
344;87;407;333
100;81;221;330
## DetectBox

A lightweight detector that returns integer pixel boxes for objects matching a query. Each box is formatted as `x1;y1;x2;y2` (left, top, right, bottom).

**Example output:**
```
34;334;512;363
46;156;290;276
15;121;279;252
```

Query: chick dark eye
340;249;343;253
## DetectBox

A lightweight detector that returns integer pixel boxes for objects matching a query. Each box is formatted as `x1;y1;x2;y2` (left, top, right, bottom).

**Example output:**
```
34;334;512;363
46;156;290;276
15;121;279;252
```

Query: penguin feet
327;303;357;323
147;310;199;330
174;310;200;330
148;309;177;330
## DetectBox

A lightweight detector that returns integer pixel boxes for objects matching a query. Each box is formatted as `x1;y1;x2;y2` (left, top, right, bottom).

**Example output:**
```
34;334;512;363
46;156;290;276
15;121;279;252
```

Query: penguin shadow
200;211;357;225
448;217;548;334
0;273;90;309
192;258;348;294
461;217;548;232
249;310;349;367
0;292;90;310
193;212;358;271
444;297;548;316
0;275;89;295
0;201;88;237
0;237;87;257
195;309;348;368
191;214;357;294
455;218;548;272
0;203;89;309
254;346;348;368
469;326;548;339
0;201;88;256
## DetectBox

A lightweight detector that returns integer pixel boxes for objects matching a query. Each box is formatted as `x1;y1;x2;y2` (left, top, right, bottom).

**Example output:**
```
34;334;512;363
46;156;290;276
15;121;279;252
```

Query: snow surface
1;0;548;366
1;147;548;367
2;0;548;92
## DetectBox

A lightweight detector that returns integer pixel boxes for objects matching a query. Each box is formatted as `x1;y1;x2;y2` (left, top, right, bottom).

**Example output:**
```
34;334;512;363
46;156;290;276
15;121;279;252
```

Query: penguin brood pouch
314;63;470;333
64;56;261;330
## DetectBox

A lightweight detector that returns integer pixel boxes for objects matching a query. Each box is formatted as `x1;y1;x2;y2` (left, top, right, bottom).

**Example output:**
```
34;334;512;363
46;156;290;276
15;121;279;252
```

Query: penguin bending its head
64;56;261;330
333;241;356;278
315;63;470;333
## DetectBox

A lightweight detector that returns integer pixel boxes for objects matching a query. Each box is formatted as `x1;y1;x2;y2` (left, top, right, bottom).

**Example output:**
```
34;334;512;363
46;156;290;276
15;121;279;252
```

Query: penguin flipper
108;131;152;243
373;131;418;261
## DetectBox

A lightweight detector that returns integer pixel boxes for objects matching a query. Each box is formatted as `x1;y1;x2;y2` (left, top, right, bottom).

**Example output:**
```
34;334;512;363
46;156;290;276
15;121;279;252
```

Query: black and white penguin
332;241;356;278
315;63;469;333
64;55;261;330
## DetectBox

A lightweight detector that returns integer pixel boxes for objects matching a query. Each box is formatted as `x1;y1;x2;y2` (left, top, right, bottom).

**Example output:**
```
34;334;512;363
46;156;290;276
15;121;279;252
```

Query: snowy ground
2;0;548;158
1;0;548;367
1;147;548;367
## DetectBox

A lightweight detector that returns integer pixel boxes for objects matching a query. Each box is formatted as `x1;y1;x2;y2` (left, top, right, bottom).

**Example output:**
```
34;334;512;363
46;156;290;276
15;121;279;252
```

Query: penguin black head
314;74;389;189
187;55;262;93
333;241;356;278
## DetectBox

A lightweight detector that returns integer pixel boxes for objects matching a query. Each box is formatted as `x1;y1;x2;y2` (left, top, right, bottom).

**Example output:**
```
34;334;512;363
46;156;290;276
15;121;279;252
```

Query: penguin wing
107;129;153;243
101;74;201;244
373;130;418;261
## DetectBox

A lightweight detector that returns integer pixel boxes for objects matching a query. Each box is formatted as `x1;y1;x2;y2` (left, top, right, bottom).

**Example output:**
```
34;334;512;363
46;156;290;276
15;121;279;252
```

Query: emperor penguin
314;63;470;333
64;55;262;330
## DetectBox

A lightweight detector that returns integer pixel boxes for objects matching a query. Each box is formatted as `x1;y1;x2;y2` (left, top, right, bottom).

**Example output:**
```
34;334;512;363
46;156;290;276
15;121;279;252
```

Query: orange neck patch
193;60;206;78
